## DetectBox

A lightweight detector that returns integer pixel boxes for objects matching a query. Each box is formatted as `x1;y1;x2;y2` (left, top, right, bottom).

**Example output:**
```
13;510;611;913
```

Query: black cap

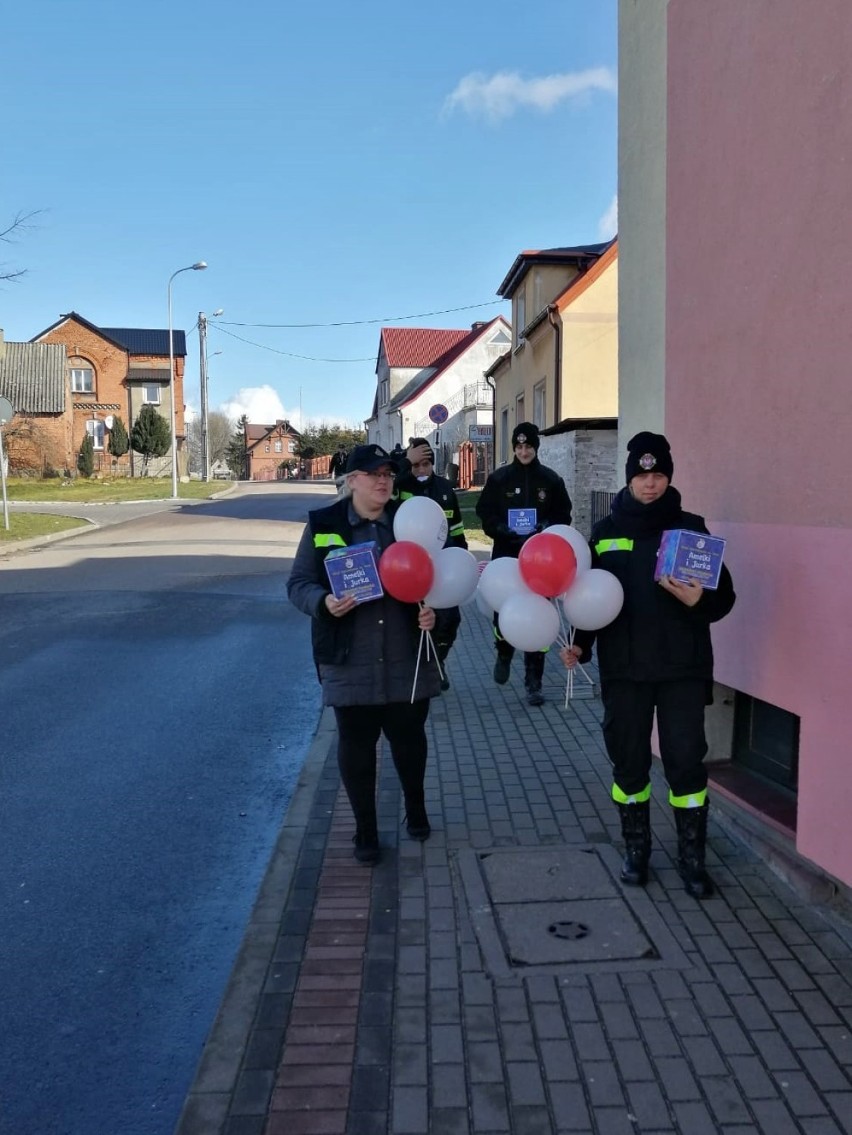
344;443;393;474
625;431;673;483
512;422;540;451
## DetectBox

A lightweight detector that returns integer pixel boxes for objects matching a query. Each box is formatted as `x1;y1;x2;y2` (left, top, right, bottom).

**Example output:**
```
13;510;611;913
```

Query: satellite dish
104;415;115;429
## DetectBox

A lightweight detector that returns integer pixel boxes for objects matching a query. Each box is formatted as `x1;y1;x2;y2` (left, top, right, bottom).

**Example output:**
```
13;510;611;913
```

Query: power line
216;299;505;330
211;323;376;363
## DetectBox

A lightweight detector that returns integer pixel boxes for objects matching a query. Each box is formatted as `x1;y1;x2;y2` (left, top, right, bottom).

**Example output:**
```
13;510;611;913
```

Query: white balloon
393;496;448;558
561;568;624;631
474;584;495;618
478;557;532;612
547;524;592;575
425;547;480;608
498;592;561;652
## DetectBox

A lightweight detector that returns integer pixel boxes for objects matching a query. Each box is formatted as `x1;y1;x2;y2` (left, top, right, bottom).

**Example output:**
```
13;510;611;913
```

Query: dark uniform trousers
601;679;709;799
333;701;430;824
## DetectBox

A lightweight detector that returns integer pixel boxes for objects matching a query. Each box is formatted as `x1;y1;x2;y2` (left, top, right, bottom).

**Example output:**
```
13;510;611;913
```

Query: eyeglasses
355;469;394;481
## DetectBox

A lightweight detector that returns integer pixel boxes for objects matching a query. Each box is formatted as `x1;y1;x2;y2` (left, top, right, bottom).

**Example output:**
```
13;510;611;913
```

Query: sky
1;0;617;431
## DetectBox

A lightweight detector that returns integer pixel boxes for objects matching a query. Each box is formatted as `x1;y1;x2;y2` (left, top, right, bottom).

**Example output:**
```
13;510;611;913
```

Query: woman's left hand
418;604;436;631
658;575;704;607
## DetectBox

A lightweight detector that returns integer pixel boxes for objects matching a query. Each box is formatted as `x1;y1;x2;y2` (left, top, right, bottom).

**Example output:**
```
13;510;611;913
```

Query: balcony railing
412;382;493;436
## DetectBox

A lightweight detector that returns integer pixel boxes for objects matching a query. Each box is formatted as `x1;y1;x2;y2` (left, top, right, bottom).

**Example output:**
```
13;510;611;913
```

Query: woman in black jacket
561;432;735;898
287;444;440;864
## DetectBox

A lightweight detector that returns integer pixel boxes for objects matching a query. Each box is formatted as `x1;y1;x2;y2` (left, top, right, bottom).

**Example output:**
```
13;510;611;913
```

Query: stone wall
538;428;619;538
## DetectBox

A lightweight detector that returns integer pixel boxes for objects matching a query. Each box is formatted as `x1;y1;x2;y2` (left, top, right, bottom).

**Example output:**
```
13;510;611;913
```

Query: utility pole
198;311;210;481
198;308;223;482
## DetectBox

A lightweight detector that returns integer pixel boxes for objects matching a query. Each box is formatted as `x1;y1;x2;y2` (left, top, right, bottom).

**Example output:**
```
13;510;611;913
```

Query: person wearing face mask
394;438;467;691
560;431;735;899
476;422;573;705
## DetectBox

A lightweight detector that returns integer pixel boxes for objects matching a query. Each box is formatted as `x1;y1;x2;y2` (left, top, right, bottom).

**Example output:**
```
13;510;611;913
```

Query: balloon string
412;629;424;705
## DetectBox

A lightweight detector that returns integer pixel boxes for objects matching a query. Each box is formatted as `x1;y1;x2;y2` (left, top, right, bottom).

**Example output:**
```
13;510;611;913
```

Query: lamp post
168;261;207;498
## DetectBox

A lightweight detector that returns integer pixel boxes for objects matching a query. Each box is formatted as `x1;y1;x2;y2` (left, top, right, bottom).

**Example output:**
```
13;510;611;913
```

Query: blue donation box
655;530;727;590
324;542;384;604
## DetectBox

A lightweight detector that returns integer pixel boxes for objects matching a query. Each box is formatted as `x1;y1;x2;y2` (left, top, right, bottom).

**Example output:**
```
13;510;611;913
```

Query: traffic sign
428;403;449;425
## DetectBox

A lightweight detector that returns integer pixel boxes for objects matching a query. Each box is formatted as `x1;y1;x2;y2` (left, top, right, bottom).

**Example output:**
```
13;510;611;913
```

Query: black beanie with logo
625;431;673;483
512;422;540;451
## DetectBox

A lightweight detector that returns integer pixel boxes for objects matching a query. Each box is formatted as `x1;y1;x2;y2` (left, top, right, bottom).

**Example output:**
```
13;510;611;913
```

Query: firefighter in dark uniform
476;422;573;705
394;438;467;691
561;432;735;898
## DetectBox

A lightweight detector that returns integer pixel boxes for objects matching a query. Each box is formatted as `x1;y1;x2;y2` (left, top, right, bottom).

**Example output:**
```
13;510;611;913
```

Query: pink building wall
665;0;852;886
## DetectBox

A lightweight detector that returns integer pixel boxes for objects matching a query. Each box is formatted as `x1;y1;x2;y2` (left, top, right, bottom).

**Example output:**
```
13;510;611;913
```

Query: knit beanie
512;422;540;451
625;431;673;483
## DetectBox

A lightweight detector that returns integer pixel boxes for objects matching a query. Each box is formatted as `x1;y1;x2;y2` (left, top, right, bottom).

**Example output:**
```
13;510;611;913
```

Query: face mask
416;475;430;483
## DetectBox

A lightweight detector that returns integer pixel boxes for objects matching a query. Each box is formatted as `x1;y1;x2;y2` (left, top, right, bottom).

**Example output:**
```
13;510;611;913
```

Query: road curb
173;707;337;1135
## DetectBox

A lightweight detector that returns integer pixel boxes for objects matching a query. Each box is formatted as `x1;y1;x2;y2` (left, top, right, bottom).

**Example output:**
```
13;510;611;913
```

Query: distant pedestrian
560;431;735;898
395;438;467;691
286;443;441;864
476;422;573;705
328;445;348;479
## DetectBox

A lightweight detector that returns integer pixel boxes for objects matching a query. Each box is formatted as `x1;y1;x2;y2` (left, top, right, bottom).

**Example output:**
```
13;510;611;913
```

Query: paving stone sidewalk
176;612;852;1135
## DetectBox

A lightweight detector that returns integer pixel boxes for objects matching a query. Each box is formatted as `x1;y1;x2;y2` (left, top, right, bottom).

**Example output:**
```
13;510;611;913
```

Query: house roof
245;419;301;447
554;237;618;313
385;318;510;411
32;311;187;356
0;340;67;414
379;327;470;370
496;240;614;298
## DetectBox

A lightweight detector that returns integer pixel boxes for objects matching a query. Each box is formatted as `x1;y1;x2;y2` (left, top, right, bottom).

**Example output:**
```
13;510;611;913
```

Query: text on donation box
324;542;384;604
654;530;727;590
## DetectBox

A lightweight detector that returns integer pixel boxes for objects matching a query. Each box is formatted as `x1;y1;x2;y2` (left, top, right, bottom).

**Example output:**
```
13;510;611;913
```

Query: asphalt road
0;482;337;1135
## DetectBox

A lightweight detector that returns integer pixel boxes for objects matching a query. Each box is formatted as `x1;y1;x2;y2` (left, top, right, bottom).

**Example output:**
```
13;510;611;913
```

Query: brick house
245;419;301;481
0;330;71;473
20;312;191;477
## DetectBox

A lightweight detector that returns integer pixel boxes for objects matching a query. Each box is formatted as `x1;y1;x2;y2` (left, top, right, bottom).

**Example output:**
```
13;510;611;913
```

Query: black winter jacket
286;497;440;705
573;486;735;683
475;457;572;560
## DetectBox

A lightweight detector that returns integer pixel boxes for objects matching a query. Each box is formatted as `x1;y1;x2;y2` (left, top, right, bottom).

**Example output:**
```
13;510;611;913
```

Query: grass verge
0;513;89;543
4;477;233;503
456;489;491;548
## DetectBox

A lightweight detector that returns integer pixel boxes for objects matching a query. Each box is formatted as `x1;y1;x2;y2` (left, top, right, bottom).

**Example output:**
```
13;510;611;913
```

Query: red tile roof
380;327;470;369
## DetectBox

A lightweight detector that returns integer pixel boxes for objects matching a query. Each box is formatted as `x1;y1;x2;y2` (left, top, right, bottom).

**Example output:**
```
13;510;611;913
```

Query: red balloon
379;541;435;603
518;532;577;597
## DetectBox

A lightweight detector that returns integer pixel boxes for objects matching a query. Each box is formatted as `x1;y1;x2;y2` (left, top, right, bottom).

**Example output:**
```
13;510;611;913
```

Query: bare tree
1;210;43;282
186;410;235;474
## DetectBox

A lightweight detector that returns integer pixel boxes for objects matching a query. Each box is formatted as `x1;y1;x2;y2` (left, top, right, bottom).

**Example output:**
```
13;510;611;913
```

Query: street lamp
168;261;207;498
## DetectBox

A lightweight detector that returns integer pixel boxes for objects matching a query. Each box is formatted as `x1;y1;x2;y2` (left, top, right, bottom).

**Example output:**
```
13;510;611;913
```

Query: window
86;419;105;450
515;393;525;422
514;288;526;348
72;367;94;393
380;378;390;406
533;381;546;429
500;407;509;463
288;440;296;453
274;439;282;453
143;384;161;405
733;694;799;793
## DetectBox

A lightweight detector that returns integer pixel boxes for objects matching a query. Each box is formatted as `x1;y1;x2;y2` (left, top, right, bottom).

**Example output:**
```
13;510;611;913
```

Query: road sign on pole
428;404;449;425
0;395;14;531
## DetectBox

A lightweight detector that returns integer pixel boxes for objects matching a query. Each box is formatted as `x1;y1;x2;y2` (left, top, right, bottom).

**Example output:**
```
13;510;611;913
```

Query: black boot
674;803;714;898
616;802;651;885
493;645;513;685
404;797;431;841
352;817;380;865
524;653;545;706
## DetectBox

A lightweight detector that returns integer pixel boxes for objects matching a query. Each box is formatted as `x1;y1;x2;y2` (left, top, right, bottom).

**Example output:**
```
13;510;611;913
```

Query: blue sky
1;0;617;429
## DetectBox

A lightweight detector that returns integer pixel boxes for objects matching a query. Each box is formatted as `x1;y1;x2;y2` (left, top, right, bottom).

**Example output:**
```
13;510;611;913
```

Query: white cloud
598;194;618;240
218;385;290;425
444;67;617;123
